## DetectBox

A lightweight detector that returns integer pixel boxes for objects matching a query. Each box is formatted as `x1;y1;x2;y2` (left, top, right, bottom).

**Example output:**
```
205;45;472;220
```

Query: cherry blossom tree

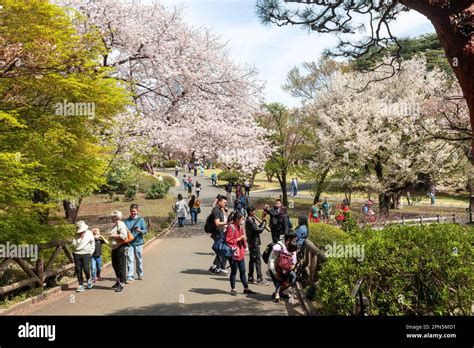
309;57;467;213
58;0;269;173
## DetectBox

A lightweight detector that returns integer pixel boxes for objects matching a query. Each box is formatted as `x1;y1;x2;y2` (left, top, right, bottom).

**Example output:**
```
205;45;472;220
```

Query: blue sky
162;0;436;107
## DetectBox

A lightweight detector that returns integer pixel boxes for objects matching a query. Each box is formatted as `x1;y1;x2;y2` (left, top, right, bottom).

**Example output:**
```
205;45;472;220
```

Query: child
91;228;109;282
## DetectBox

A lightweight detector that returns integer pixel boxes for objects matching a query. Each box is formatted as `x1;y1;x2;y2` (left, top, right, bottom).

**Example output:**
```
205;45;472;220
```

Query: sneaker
257;278;269;286
209;266;217;274
138;275;144;280
230;289;238;296
76;285;85;292
125;279;134;284
243;288;256;295
273;293;280;302
271;292;276;300
92;277;98;283
111;282;119;289
87;279;93;289
115;284;124;292
248;277;257;284
219;269;229;275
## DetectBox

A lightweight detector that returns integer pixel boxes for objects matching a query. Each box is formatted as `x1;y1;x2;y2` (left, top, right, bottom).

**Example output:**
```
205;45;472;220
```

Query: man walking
209;196;229;275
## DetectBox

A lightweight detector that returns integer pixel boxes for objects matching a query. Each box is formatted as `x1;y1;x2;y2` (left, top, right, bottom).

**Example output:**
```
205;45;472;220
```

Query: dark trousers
111;244;127;283
271;229;281;244
230;259;248;289
245;188;250;196
248;246;262;279
73;253;91;285
178;217;186;227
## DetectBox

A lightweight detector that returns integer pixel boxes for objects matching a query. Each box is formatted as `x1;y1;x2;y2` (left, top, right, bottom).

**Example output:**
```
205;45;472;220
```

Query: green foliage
163;160;178;168
136;175;160;193
316;224;474;315
354;34;452;74
0;0;129;239
145;182;171;200
105;162;144;194
308;223;350;248
124;185;138;200
161;175;177;187
218;170;241;183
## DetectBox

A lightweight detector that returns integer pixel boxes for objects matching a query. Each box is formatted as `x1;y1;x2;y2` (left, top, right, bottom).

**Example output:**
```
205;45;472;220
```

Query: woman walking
72;221;95;292
174;194;189;227
188;195;201;225
225;211;256;296
108;211;129;292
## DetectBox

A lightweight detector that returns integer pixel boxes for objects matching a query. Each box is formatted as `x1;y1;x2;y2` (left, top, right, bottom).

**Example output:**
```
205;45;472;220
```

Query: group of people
71;204;147;293
175;161;210;178
173;194;202;227
308;197;332;223
207;196;308;302
181;175;202;198
225;180;251;201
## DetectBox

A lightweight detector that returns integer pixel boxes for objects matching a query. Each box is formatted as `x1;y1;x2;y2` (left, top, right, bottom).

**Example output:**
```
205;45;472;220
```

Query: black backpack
204;213;216;234
262;242;275;264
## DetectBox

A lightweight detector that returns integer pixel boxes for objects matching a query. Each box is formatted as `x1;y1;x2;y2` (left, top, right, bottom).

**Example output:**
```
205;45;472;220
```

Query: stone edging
0;220;177;315
294;281;316;316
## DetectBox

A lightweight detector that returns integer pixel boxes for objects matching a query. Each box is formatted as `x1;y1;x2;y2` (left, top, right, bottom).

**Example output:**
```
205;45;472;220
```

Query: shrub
218;170;241;183
308;223;350;248
316;224;474;315
124;184;138;200
145;182;170;199
162;175;177;187
163;160;178;168
137;175;160;193
105;161;144;194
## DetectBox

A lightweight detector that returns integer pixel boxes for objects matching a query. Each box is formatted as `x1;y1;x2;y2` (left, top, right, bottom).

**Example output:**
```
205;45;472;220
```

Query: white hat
76;220;89;233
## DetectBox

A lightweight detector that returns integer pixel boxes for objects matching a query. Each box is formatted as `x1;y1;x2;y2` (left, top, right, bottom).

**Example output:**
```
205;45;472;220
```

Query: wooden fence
0;240;74;298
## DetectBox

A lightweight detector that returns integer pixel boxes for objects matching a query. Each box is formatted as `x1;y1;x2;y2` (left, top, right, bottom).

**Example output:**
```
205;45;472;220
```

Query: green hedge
217;170;241;183
308;223;350;248
316;224;474;315
161;175;177;187
163;160;178;168
145;181;171;199
137;175;160;193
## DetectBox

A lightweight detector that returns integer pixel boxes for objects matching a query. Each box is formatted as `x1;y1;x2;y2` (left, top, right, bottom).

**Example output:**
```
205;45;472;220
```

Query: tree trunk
313;167;330;204
278;170;288;206
72;196;83;224
63;200;76;223
265;171;273;182
378;192;391;216
32;190;49;224
144;162;154;175
250;168;258;186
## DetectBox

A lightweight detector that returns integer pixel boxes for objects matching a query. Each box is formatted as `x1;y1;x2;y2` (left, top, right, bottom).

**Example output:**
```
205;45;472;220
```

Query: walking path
12;172;304;316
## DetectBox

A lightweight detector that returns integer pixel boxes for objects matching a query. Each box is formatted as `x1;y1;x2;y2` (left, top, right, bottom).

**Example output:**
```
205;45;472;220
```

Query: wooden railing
301;239;327;283
372;213;458;230
0;240;74;298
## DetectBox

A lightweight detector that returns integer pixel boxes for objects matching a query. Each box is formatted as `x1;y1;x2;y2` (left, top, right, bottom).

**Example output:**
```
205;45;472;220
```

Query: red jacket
225;223;247;261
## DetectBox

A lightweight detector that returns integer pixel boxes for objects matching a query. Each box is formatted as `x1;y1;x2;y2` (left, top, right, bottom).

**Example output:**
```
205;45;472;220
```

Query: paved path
14;173;303;316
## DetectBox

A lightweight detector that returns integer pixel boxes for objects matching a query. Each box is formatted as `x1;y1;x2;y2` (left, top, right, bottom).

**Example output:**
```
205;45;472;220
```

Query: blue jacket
124;216;147;246
295;224;308;249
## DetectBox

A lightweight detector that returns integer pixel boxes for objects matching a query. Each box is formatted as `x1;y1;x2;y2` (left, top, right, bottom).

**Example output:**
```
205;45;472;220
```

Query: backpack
212;233;233;258
204;213;216;234
262;242;275;264
275;251;294;276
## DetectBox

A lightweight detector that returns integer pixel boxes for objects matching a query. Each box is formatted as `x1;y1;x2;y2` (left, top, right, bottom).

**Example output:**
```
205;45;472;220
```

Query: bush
137;175;160;193
217;170;241;183
105;161;144;194
124;185;138;200
316;224;474;315
163;160;178;168
161;175;177;187
145;182;170;199
308;223;350;248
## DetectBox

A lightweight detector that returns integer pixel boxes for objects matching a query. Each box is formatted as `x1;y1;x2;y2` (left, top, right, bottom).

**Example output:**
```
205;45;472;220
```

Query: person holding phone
124;204;147;283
